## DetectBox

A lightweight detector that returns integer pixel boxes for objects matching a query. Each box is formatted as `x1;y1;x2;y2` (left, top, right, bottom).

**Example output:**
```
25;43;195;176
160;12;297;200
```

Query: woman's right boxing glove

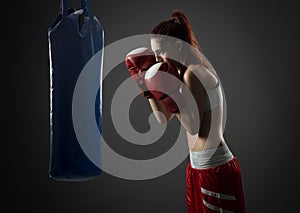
125;47;156;99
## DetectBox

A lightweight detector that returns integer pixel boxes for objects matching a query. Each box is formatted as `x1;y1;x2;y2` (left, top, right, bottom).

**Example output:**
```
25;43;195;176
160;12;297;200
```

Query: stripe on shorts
201;187;236;200
202;200;235;213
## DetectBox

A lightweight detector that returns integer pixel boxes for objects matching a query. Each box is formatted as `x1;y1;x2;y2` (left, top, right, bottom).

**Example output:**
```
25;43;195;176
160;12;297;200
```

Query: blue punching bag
48;0;104;181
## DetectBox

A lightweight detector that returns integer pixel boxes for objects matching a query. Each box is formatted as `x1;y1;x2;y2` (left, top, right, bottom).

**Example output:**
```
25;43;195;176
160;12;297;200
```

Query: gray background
5;0;299;212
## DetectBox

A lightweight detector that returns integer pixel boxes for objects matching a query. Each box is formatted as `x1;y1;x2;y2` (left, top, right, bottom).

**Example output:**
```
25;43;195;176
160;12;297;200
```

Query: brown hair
150;10;215;77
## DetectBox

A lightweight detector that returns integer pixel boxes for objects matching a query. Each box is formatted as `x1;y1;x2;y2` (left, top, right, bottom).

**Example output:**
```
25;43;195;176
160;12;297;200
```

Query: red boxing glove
125;47;156;99
144;62;185;113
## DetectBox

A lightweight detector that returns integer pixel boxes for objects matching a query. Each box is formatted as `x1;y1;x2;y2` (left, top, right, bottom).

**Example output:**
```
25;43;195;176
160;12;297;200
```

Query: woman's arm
175;68;206;135
148;98;175;124
147;65;215;129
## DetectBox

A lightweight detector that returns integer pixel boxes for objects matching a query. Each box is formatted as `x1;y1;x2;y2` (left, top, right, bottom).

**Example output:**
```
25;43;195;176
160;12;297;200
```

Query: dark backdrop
5;0;299;212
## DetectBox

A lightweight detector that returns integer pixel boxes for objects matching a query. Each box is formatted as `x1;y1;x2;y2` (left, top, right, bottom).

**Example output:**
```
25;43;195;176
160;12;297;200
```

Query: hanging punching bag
48;0;104;181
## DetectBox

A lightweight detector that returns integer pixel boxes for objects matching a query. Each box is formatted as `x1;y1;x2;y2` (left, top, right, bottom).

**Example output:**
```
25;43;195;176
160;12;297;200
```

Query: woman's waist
189;143;233;169
187;134;225;152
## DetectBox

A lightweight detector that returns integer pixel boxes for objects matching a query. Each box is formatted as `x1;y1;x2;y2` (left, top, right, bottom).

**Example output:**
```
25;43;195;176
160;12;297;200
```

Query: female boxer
125;10;246;213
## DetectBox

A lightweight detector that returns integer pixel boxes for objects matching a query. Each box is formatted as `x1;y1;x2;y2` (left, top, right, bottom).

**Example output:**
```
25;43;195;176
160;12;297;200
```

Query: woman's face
150;38;182;65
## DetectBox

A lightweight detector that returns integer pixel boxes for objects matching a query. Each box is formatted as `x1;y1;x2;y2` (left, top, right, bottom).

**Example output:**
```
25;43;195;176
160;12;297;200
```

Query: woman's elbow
187;126;200;135
183;119;200;135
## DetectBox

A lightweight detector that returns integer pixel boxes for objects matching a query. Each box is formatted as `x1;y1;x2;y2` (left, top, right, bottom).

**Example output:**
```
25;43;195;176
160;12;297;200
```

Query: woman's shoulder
184;64;219;89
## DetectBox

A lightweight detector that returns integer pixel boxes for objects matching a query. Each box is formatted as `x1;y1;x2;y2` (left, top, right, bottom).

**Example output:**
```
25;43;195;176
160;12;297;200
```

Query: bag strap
61;0;93;19
85;0;93;18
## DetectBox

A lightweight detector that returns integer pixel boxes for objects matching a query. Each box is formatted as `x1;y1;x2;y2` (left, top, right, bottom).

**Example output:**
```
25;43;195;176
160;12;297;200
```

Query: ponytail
150;10;215;74
171;10;201;51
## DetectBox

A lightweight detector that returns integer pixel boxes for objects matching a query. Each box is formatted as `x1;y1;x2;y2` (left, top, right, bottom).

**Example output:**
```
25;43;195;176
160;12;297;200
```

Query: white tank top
203;81;223;112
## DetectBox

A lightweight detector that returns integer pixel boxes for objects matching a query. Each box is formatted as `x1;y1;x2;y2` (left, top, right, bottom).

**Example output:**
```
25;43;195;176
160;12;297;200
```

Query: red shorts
186;157;246;213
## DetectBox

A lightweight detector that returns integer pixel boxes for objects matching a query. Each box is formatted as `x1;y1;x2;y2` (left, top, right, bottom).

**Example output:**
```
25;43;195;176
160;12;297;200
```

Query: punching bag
48;0;104;181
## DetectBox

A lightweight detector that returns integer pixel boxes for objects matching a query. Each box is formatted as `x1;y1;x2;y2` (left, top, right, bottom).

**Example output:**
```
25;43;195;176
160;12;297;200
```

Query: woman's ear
175;40;183;52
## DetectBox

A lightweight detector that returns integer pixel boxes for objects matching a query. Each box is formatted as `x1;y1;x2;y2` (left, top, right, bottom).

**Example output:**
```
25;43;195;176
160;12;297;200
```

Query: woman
125;10;246;213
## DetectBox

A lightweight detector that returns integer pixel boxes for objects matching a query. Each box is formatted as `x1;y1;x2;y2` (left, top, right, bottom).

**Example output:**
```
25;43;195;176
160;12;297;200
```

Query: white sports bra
179;65;223;112
203;81;223;112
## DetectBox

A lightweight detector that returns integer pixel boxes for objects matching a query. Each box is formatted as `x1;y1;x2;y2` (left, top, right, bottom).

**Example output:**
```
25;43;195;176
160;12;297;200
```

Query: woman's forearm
147;97;200;134
148;98;174;124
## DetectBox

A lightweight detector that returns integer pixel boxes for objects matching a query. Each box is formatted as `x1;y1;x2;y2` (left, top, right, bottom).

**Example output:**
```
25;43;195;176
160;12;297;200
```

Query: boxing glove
125;47;156;99
144;62;185;113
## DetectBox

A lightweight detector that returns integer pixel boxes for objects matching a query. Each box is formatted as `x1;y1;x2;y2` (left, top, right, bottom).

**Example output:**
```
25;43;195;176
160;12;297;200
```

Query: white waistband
189;144;233;169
